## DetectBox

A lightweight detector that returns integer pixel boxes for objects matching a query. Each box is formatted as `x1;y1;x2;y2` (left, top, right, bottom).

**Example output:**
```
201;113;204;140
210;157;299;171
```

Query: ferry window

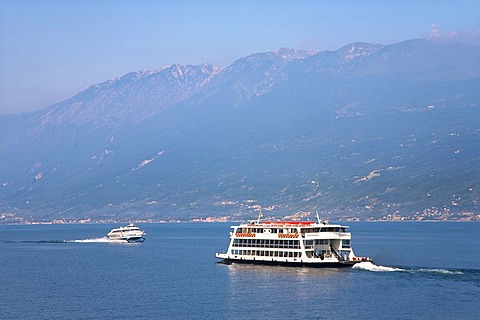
342;240;351;248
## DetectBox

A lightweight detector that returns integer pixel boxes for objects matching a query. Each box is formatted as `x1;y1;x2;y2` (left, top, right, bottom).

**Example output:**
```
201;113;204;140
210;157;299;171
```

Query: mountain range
1;39;479;223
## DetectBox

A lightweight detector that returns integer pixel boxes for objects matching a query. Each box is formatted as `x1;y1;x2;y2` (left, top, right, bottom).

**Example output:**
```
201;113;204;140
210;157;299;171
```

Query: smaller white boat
107;223;146;242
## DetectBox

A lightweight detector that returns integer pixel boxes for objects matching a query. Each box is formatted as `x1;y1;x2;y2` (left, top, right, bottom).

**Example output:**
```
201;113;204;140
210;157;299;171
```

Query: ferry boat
107;223;146;242
216;216;371;267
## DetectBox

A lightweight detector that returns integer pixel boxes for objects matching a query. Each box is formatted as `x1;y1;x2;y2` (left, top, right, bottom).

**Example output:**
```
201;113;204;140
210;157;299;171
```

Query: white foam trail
415;268;464;275
69;237;111;243
353;262;464;275
353;261;404;272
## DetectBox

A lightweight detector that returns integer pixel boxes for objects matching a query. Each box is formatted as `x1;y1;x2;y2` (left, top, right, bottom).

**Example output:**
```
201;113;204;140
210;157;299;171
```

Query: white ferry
107;223;146;242
216;217;371;267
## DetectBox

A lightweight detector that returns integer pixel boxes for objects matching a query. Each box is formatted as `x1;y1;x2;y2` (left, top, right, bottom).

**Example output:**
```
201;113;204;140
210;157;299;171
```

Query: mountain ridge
29;63;222;129
1;39;479;223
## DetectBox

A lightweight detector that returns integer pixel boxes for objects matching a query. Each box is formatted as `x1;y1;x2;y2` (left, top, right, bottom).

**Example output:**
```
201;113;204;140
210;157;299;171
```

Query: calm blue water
1;222;479;320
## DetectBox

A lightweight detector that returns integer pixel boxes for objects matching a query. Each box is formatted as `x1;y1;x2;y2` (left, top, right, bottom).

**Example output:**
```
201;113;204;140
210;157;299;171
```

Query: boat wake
352;262;403;272
352;261;464;275
3;237;120;244
68;237;111;243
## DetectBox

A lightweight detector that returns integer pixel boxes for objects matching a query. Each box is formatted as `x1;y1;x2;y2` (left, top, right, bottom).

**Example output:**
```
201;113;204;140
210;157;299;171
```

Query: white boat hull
216;253;369;268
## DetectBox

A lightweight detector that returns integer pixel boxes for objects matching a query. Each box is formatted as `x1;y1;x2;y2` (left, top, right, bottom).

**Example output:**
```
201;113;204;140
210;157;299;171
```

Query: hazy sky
1;0;479;114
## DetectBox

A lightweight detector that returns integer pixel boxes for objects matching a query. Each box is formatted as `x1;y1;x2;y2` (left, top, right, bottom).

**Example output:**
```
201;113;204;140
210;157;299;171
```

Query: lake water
1;222;479;319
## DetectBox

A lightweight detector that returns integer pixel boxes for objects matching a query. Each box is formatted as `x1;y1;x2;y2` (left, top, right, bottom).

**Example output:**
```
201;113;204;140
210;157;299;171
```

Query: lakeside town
1;208;478;225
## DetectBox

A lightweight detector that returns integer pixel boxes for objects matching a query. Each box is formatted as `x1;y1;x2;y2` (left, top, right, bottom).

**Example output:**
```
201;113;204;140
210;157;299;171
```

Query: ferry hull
218;258;360;268
108;236;145;243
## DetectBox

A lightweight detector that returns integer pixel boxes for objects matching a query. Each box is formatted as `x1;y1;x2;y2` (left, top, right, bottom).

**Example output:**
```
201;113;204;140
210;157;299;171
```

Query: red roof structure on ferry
254;221;315;226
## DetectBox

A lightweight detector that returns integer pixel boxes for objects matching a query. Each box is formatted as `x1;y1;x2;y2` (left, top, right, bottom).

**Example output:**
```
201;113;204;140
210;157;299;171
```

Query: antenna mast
315;210;321;224
257;210;263;223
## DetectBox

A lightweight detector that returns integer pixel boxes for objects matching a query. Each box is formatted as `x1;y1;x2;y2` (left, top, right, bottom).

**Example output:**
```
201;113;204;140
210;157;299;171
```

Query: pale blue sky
1;0;479;114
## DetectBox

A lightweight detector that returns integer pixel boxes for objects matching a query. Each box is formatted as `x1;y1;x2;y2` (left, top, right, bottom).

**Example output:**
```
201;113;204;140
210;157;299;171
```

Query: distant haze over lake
1;39;479;223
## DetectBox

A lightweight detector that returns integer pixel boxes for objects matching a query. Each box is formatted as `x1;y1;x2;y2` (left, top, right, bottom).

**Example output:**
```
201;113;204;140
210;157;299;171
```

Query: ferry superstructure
216;220;371;267
107;223;146;242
